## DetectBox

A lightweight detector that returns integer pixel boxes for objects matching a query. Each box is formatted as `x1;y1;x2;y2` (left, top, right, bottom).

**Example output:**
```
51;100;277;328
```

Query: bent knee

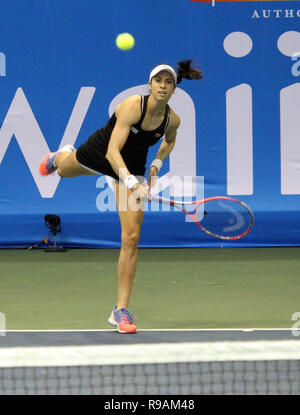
121;231;141;248
56;152;91;177
57;168;66;177
57;165;74;177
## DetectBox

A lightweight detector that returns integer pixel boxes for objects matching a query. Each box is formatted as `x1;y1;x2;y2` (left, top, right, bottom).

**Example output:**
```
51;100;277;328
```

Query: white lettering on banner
225;31;300;196
226;84;253;195
0;52;6;76
286;10;294;19
277;31;300;58
280;84;300;195
223;33;253;196
263;10;272;19
252;9;300;19
108;85;197;197
0;87;95;198
1;31;300;200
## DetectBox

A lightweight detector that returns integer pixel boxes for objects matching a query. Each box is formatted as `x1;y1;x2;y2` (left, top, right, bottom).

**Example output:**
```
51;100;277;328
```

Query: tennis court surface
0;247;299;395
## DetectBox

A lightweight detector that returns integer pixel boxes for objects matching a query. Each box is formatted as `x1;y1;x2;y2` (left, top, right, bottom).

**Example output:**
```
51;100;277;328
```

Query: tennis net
0;340;300;395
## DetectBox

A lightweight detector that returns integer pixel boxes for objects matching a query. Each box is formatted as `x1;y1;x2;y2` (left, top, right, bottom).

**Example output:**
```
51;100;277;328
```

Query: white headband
149;64;177;84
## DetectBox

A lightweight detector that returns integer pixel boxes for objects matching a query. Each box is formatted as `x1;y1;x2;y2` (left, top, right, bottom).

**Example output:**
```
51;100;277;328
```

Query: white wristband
124;174;139;189
150;159;163;173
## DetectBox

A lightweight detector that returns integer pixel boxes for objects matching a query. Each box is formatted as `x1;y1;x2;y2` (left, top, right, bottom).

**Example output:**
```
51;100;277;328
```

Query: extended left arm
154;134;176;163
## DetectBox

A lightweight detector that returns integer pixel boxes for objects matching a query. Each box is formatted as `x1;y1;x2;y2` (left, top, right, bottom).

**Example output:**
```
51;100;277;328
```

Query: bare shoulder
115;95;141;124
168;107;181;130
121;94;141;108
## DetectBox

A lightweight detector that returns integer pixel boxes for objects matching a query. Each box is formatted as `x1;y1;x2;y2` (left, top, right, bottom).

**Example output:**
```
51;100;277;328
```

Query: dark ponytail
176;59;203;84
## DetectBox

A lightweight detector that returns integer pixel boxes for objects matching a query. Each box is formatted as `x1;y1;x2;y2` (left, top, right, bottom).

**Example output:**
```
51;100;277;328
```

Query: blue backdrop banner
0;0;300;248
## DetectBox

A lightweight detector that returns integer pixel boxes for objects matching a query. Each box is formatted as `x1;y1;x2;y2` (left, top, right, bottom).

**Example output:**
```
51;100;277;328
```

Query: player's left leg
39;146;95;177
55;151;95;177
108;181;144;333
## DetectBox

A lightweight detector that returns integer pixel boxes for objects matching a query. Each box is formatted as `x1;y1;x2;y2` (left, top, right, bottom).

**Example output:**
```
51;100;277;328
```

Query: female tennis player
39;60;203;333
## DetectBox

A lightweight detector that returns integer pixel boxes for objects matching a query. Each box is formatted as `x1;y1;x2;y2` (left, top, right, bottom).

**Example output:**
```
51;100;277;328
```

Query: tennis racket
151;195;254;240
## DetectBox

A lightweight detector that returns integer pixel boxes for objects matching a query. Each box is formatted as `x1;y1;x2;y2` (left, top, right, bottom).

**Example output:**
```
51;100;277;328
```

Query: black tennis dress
76;95;170;181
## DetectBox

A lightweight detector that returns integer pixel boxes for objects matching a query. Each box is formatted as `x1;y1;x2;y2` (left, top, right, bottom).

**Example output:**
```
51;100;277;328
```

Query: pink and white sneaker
39;144;75;176
108;305;137;334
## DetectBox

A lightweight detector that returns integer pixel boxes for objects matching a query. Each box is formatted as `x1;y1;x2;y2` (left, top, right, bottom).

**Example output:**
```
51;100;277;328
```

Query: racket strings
194;198;253;239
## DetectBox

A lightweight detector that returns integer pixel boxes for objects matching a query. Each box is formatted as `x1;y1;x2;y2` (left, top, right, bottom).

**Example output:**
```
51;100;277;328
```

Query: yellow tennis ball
116;33;135;51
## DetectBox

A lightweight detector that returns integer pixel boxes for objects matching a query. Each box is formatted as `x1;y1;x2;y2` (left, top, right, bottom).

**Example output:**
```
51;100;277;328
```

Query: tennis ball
116;33;135;51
